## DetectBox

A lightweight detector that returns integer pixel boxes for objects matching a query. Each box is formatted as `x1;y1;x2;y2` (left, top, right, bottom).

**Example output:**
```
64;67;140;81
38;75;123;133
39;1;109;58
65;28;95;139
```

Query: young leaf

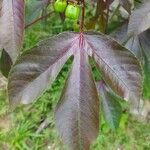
0;0;24;62
85;32;142;109
128;1;150;36
96;81;122;131
8;32;75;106
55;49;99;150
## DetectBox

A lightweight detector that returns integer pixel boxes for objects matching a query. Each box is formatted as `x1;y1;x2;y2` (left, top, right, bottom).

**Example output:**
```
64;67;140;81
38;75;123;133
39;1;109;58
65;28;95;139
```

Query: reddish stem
25;11;54;29
80;0;85;33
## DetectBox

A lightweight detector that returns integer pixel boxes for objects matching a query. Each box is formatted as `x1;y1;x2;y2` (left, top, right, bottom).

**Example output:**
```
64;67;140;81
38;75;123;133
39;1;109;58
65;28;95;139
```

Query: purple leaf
128;1;150;36
85;32;142;109
8;31;142;149
55;46;99;150
8;32;75;106
0;0;25;62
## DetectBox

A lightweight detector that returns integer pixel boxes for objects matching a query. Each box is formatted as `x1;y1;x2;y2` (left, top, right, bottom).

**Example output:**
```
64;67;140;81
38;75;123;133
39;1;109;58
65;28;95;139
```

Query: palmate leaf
8;32;142;149
0;0;24;62
96;81;122;131
128;1;150;36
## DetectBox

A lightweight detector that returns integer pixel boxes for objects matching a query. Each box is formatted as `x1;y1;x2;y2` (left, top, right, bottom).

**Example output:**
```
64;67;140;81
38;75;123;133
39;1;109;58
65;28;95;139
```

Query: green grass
0;12;150;150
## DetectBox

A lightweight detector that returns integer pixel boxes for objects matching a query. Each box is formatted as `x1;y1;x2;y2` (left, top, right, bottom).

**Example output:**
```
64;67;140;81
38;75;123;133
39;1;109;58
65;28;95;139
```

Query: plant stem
80;0;85;33
25;11;54;29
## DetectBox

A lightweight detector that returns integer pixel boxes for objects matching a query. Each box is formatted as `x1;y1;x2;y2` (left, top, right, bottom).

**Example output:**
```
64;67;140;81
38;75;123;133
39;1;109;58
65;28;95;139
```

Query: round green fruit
65;4;80;20
54;0;67;13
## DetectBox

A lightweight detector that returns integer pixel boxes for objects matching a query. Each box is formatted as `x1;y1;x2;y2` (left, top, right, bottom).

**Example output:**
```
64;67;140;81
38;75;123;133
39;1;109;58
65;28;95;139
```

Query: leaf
0;49;12;78
119;0;131;14
8;31;142;149
112;22;150;99
139;30;150;98
0;0;24;62
55;49;99;150
8;32;75;106
111;21;143;60
96;81;122;131
128;1;150;36
25;0;51;26
0;0;2;14
85;32;142;109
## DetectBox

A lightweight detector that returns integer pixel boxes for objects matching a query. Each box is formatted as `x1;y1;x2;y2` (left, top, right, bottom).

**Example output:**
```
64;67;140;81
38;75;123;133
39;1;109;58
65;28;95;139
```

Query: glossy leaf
96;81;122;131
111;22;150;99
8;32;75;106
0;0;24;62
8;32;142;149
128;1;150;35
85;32;142;109
55;49;99;150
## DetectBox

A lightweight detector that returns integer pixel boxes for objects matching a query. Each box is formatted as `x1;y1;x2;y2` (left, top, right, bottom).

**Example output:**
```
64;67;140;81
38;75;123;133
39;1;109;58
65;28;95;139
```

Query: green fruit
65;4;80;20
54;0;67;13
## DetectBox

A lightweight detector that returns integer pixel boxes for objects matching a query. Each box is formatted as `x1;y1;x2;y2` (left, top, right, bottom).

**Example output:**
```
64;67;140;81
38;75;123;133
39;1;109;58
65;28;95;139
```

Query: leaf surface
85;32;142;109
128;1;150;35
55;47;99;150
0;0;24;62
8;32;75;106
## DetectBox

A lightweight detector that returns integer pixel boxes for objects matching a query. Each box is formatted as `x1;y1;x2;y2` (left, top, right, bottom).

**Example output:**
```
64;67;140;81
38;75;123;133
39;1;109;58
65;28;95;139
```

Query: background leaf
0;49;12;78
96;81;122;131
0;0;25;62
119;0;131;14
128;1;150;36
139;30;150;98
25;0;51;26
55;49;99;150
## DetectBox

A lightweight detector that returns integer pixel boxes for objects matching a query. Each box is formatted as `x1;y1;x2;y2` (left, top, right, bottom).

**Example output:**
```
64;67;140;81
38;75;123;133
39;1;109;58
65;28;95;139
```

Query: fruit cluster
54;0;80;20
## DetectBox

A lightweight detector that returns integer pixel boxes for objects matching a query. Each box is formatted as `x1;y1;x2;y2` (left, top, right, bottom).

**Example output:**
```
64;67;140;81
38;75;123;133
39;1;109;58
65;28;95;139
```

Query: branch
25;11;54;29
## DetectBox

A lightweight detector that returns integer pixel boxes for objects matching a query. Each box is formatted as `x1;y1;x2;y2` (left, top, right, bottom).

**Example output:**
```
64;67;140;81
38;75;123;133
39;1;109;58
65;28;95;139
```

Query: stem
25;11;54;29
80;0;85;33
